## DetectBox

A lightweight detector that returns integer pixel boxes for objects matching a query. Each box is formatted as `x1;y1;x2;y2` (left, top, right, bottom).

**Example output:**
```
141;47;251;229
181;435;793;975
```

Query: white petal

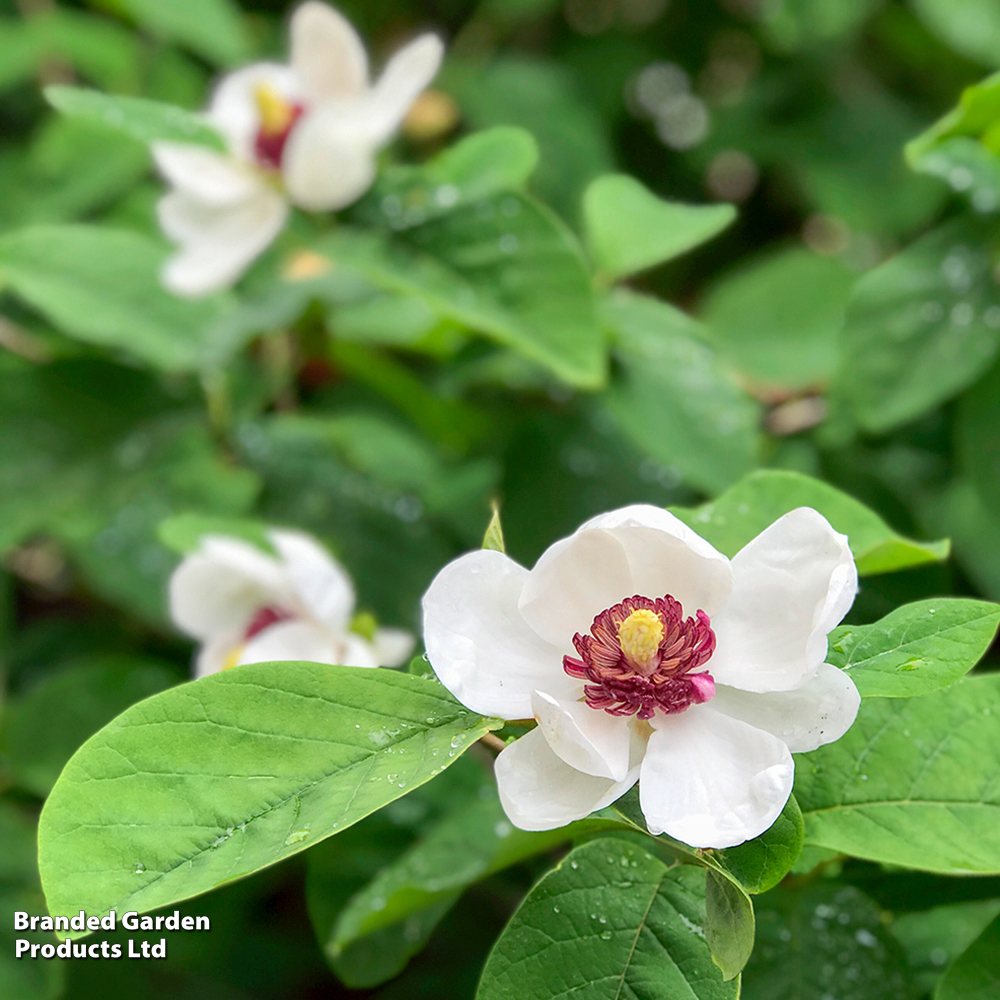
194;631;242;679
421;549;576;719
640;707;794;849
495;727;640;832
518;505;732;649
169;537;292;641
531;691;633;781
152;144;262;205
338;633;381;669
281;107;377;211
710;662;861;753
267;529;355;633
366;34;444;141
238;619;341;666
157;186;288;296
710;508;858;693
207;62;302;160
372;627;415;667
290;1;368;101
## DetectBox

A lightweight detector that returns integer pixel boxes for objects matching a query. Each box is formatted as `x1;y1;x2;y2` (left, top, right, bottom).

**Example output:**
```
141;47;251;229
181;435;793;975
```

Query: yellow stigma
254;82;294;137
618;609;663;671
222;644;245;672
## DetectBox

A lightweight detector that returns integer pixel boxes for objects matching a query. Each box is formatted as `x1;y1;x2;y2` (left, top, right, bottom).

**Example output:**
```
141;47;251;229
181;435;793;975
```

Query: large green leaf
476;838;739;1000
583;174;735;282
1;655;177;797
742;882;913;1000
836;218;1000;432
670;469;950;574
0;225;229;372
826;599;1000;698
317;195;606;389
700;247;853;389
795;673;1000;873
38;663;499;930
936;912;1000;1000
45;86;224;150
600;290;760;494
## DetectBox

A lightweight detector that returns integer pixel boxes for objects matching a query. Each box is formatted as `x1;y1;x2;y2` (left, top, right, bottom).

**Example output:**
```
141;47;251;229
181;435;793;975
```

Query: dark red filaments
563;595;716;720
245;606;293;640
253;104;305;170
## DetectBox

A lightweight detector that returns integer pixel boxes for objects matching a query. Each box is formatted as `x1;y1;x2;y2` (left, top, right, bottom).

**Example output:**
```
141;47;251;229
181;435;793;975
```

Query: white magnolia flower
422;505;861;849
170;529;414;679
153;1;444;296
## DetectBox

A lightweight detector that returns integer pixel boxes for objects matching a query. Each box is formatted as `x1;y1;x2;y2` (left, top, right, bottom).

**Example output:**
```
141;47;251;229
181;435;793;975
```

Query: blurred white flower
170;528;414;679
153;1;443;296
421;505;860;849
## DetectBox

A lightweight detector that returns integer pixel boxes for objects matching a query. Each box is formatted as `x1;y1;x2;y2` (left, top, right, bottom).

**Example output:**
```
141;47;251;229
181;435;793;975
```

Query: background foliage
2;0;1000;998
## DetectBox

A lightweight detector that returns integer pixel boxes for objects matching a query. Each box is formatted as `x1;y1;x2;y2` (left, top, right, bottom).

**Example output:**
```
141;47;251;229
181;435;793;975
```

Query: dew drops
284;828;311;846
570;861;579;870
553;905;560;914
600;930;613;940
450;734;467;749
132;862;146;875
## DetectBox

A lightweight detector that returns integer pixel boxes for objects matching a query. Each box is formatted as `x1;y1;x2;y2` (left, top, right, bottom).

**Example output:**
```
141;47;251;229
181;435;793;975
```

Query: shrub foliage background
2;0;1000;998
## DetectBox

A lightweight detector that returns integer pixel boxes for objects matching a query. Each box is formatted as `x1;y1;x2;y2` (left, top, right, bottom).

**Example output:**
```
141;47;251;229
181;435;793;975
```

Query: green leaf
447;56;614;220
157;513;274;556
600;290;760;494
935;912;1000;1000
826;598;1000;698
1;655;176;797
741;882;913;1000
700;247;853;389
38;663;499;931
482;504;505;552
922;480;1000;602
908;137;1000;213
317;195;606;389
583;174;735;282
368;127;539;223
835;218;1000;432
670;469;950;575
105;0;252;67
911;0;1000;70
306;757;485;988
704;868;755;981
713;794;805;894
906;71;1000;172
795;673;1000;874
893;899;1000;997
44;86;224;150
476;838;739;1000
328;776;616;985
0;225;230;372
957;357;1000;511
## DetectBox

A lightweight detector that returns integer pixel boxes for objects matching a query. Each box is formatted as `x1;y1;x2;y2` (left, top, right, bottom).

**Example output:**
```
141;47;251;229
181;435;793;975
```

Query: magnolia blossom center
222;605;294;672
563;594;716;720
253;83;305;170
